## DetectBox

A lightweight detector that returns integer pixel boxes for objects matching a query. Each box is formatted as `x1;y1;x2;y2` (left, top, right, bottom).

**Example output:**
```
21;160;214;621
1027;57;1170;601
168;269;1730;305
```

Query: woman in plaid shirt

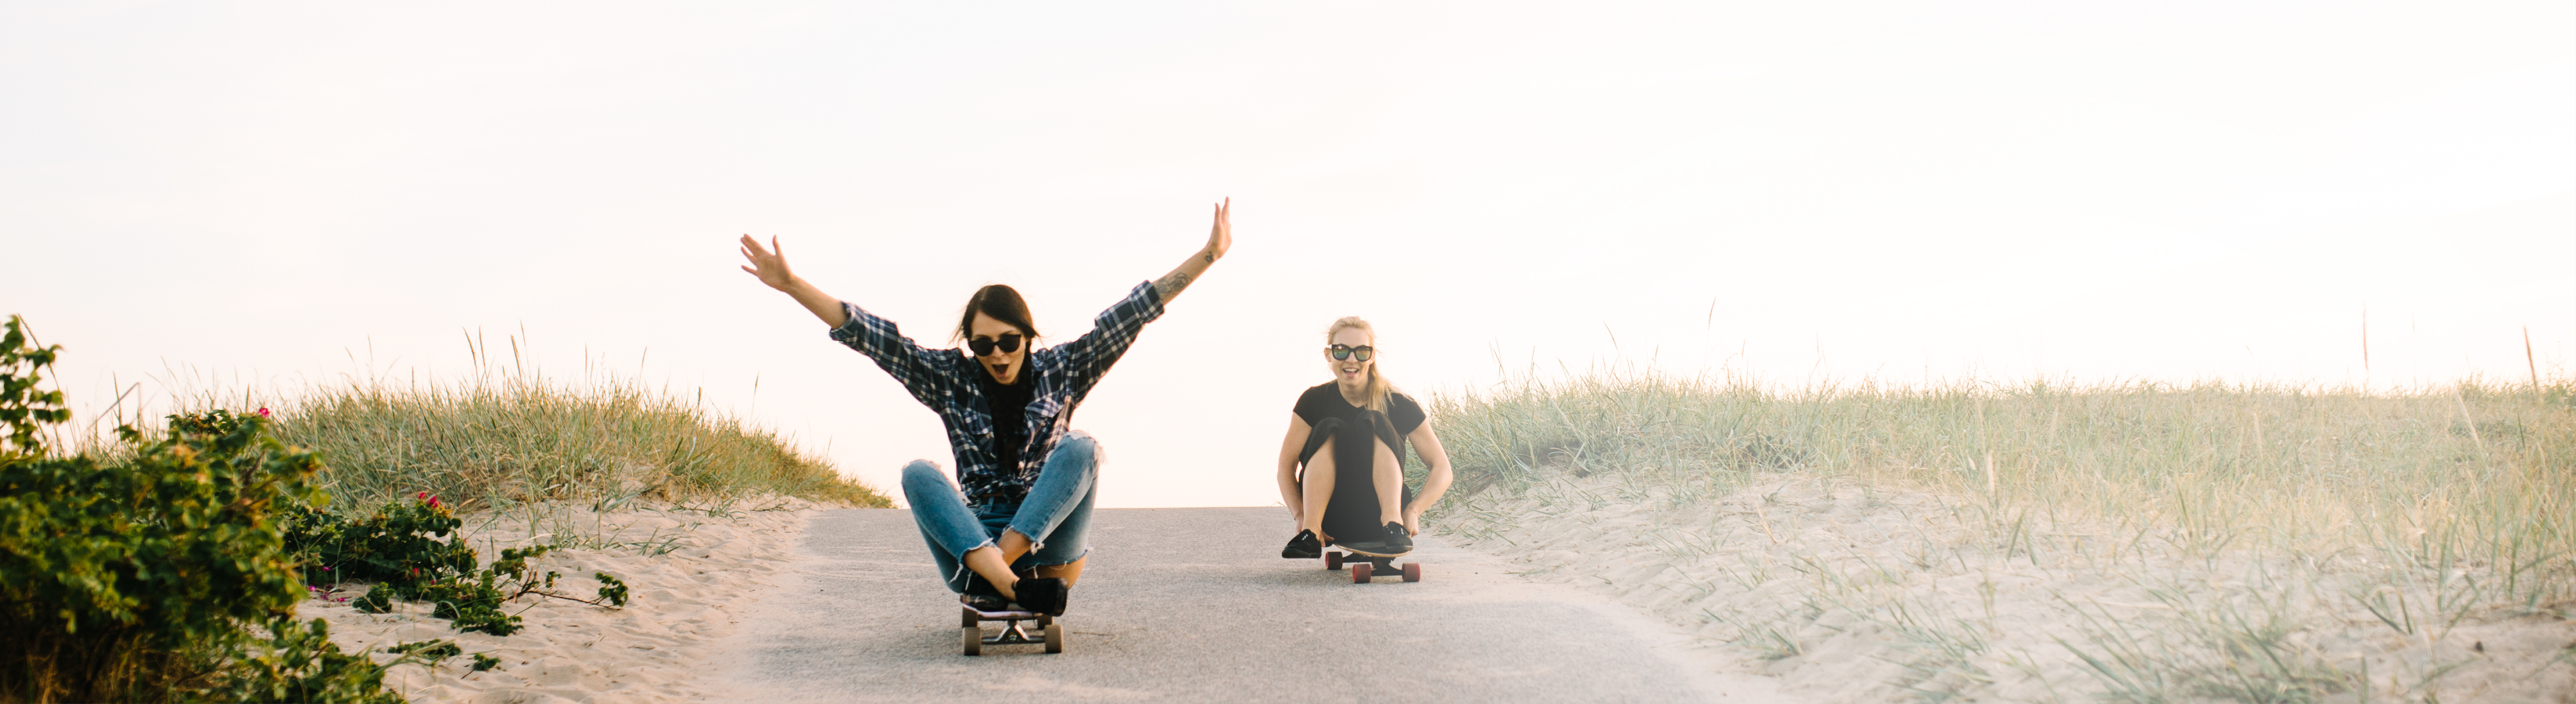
737;199;1230;616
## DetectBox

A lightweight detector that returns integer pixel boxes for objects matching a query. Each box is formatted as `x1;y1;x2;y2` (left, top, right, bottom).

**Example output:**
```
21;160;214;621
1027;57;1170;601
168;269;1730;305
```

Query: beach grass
106;349;894;521
1420;369;2576;702
264;373;890;515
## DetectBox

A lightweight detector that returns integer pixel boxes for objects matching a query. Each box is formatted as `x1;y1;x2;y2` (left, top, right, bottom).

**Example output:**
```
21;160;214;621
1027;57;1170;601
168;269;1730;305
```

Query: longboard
1323;550;1423;584
960;604;1061;655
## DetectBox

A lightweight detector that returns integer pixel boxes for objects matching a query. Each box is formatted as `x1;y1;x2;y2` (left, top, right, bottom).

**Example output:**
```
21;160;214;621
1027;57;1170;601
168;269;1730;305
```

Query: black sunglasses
969;334;1024;357
1325;344;1375;362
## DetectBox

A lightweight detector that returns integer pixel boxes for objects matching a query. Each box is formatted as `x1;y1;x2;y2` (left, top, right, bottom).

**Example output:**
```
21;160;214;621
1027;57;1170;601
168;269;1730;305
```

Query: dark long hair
956;284;1040;342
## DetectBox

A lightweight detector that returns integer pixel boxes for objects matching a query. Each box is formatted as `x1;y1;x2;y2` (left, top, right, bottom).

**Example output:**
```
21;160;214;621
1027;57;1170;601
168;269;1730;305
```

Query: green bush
286;492;475;588
201;618;401;704
0;315;400;703
306;495;632;637
0;316;69;457
353;542;630;637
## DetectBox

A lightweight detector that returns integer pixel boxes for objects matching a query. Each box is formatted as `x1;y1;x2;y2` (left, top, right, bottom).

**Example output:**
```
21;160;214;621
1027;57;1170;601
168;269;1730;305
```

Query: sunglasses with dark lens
1325;344;1375;362
969;334;1024;357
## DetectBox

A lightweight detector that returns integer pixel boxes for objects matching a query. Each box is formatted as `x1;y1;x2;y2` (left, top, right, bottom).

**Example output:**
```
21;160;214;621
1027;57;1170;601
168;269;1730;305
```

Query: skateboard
960;604;1062;655
1323;549;1423;584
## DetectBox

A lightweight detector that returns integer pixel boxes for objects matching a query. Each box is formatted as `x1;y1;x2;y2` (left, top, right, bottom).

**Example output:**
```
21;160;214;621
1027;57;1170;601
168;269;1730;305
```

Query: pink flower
256;407;271;417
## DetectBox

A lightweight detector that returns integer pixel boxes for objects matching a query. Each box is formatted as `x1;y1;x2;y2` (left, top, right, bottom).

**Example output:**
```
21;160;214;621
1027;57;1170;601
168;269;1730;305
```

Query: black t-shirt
980;370;1035;476
1293;382;1425;463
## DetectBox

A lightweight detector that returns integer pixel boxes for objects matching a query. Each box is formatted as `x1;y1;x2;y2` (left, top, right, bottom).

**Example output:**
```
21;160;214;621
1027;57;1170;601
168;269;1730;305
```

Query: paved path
711;508;1782;703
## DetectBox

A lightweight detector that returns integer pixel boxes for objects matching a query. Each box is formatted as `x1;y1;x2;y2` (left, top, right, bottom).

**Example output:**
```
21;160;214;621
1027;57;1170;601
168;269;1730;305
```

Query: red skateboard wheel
1350;562;1372;583
1403;563;1421;582
1325;551;1344;570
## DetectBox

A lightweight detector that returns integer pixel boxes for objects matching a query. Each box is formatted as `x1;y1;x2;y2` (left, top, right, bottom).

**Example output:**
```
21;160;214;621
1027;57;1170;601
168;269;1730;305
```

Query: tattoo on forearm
1155;271;1193;300
1202;251;1215;264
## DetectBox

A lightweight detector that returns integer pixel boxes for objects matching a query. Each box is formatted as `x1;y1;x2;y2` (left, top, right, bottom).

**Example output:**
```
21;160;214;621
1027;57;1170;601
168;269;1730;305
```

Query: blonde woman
1274;317;1454;558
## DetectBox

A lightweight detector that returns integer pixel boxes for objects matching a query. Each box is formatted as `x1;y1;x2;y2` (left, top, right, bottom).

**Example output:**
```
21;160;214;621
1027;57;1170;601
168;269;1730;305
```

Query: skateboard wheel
1325;551;1343;570
1044;622;1064;653
1403;563;1421;582
962;626;982;656
1350;562;1372;583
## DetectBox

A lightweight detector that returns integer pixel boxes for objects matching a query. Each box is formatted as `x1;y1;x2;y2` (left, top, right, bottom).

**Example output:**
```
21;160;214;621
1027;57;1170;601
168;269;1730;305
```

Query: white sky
4;2;2570;508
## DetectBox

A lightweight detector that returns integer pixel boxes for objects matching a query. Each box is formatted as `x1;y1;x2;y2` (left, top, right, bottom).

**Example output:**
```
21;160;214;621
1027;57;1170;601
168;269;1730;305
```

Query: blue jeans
901;431;1101;594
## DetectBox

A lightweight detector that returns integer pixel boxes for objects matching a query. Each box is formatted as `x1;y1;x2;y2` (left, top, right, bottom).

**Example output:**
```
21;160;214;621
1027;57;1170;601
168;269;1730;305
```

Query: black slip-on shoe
1336;531;1392;556
960;592;1013;613
1013;577;1069;616
1381;522;1415;553
1282;529;1323;559
964;572;1005;599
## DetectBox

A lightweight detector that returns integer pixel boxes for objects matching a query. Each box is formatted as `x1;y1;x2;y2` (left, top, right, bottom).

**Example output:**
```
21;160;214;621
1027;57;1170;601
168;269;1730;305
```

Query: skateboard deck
960;604;1062;655
1323;550;1424;584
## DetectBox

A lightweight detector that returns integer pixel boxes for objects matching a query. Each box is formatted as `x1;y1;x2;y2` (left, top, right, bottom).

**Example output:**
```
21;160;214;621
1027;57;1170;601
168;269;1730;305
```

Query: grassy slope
266;377;890;514
1420;372;2575;702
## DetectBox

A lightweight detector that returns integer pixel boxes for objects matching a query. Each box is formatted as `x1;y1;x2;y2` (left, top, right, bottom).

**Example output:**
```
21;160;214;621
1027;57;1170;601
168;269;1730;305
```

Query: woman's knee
1299;419;1342;464
899;460;947;495
1363;410;1400;447
1057;431;1105;467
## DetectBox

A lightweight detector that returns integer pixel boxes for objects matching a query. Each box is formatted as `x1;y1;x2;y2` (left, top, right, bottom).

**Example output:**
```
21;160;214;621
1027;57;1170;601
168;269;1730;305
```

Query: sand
1439;471;2576;703
290;473;2573;703
294;496;827;704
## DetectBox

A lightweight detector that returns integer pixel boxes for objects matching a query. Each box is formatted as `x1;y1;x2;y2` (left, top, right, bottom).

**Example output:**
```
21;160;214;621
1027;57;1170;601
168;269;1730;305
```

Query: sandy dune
296;497;825;704
1441;471;2576;703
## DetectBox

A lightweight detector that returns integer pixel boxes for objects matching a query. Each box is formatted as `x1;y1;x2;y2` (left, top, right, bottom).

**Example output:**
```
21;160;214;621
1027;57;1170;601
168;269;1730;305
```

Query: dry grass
1419;369;2576;702
107;350;893;520
268;374;889;514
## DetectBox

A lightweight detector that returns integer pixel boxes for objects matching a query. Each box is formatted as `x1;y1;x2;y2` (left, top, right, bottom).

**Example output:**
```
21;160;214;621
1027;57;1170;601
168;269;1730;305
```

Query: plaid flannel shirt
829;281;1166;506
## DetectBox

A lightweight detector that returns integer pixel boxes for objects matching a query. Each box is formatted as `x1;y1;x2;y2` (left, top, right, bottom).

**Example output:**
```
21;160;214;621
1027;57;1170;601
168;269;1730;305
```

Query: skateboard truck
961;606;1063;655
1323;550;1423;583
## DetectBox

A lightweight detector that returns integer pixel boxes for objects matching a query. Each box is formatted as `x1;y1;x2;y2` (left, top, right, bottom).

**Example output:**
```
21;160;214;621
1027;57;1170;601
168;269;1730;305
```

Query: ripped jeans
899;431;1100;594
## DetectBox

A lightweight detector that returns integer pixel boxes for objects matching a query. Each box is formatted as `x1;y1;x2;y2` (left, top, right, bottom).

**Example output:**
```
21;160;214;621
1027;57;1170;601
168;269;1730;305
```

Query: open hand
1204;197;1231;262
738;235;797;292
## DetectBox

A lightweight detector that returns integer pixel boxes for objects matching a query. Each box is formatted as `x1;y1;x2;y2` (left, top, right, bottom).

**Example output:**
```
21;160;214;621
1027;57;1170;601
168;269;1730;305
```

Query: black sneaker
1380;522;1414;553
1013;577;1069;616
1336;530;1391;556
960;592;1012;613
963;572;1005;599
1282;529;1323;559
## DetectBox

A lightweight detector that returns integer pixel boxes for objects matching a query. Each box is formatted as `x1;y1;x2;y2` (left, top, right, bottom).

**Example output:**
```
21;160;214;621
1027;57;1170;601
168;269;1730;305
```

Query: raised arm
739;234;848;328
1152;198;1231;303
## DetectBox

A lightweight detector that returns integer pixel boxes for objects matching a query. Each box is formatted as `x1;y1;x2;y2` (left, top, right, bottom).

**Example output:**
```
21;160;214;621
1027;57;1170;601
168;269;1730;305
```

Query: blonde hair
1325;316;1396;412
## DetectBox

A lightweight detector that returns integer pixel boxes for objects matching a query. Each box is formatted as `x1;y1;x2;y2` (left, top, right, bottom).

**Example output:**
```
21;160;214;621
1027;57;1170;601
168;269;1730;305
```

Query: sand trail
295;498;825;704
